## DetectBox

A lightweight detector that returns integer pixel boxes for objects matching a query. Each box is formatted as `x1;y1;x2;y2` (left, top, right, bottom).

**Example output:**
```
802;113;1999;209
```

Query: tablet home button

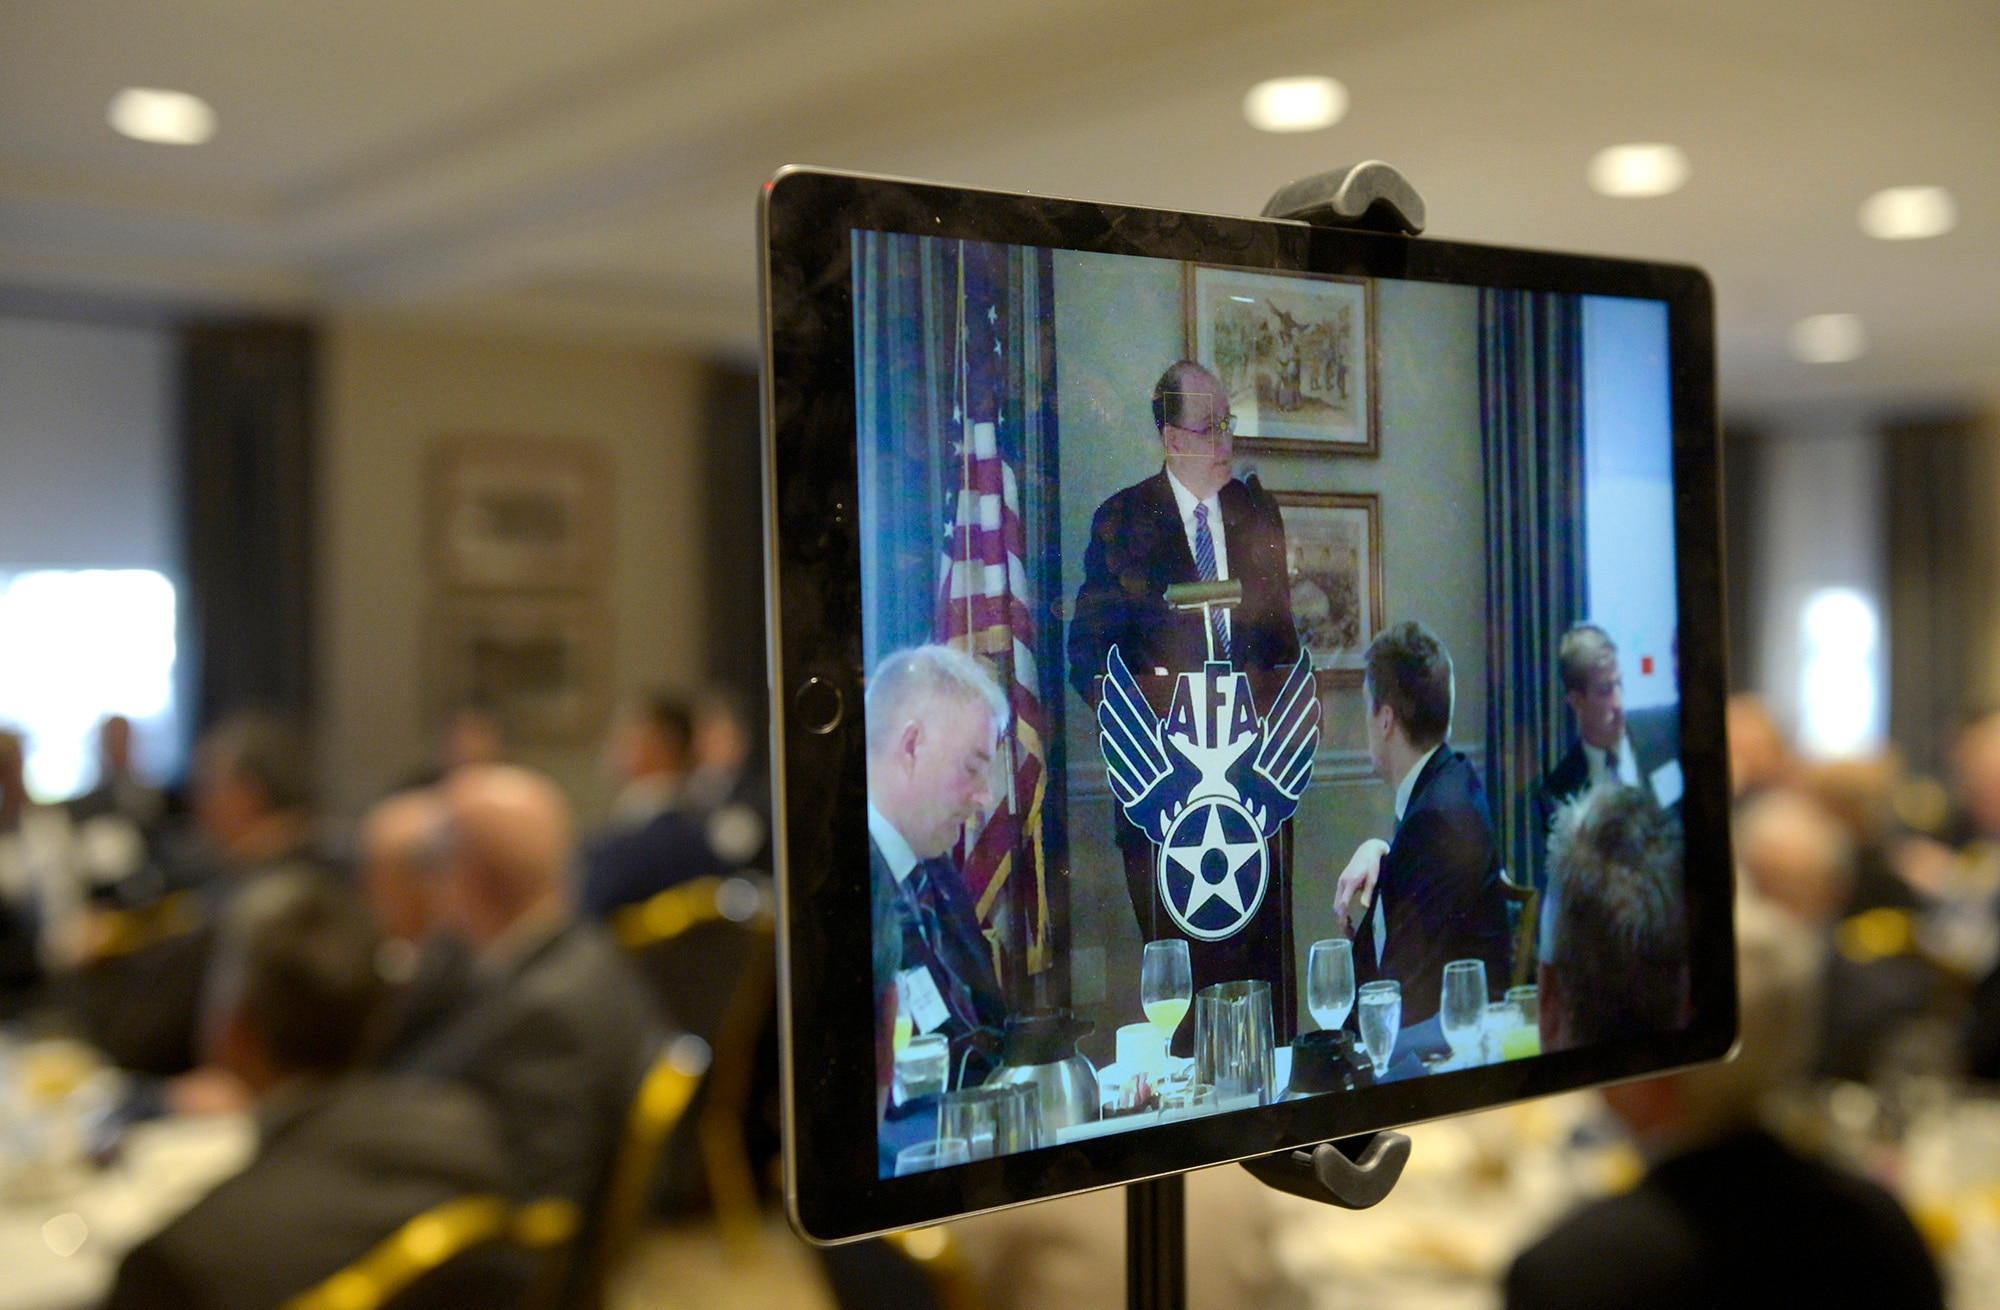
794;677;844;735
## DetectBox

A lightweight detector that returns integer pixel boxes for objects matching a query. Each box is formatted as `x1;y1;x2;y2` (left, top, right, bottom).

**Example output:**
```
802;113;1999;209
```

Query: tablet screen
854;233;1690;1179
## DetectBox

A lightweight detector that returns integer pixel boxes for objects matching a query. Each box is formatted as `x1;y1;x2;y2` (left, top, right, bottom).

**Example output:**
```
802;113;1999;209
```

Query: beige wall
319;317;707;826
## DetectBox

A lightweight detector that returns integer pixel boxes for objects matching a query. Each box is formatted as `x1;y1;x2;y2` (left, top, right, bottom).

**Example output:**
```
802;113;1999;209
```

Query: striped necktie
1193;503;1228;659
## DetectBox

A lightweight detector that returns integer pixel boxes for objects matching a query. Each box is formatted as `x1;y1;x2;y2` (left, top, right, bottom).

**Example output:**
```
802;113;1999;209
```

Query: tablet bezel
762;166;1735;1244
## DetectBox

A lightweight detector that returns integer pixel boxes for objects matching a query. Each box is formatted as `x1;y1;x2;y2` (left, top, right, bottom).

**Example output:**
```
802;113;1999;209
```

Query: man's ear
896;718;924;770
1563;688;1586;720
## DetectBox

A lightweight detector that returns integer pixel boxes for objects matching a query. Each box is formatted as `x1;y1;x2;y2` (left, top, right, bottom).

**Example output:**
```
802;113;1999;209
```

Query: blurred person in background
1726;694;1794;801
682;685;771;872
355;787;473;1067
103;873;511;1310
67;714;167;835
1507;893;1943;1310
0;728;56;1013
70;712;330;1077
387;763;663;1213
1536;785;1687;1053
580;692;727;919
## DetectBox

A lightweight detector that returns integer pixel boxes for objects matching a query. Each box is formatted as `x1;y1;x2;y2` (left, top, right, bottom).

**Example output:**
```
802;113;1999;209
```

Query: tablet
762;166;1734;1243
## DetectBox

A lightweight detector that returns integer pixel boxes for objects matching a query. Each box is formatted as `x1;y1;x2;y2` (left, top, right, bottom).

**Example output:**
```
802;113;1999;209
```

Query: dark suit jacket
1536;704;1683;886
870;837;1008;1089
103;1077;513;1310
1506;1129;1942;1310
389;918;663;1209
580;808;731;921
1066;469;1299;705
1353;748;1510;1025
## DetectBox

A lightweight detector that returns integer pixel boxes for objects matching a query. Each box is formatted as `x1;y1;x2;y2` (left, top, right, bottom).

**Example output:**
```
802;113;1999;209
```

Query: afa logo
1096;648;1321;941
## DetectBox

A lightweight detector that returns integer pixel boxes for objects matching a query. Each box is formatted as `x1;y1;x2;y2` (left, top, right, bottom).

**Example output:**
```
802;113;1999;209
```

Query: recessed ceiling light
1587;143;1689;198
107;87;216;146
1790;313;1867;364
1858;186;1956;240
1243;76;1348;133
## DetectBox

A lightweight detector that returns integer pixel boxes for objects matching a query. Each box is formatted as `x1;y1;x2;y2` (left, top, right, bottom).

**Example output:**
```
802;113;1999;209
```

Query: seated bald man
355;788;474;1068
385;765;663;1212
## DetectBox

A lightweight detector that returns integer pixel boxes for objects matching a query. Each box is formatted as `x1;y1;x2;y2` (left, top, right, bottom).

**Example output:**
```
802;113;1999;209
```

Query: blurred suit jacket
1352;747;1511;1025
388;917;662;1209
102;1077;511;1310
580;807;731;921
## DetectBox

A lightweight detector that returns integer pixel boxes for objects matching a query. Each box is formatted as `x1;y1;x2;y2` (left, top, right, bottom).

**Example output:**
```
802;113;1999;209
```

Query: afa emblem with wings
1096;649;1321;942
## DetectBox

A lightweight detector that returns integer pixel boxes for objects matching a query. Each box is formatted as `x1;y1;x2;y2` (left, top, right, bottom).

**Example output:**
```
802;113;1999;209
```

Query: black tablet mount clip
1125;159;1426;1310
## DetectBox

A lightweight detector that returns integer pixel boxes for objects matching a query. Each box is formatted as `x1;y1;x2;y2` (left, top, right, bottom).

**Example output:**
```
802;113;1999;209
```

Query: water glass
1439;959;1489;1063
1307;938;1355;1032
1356;980;1401;1079
1141;939;1194;1038
894;1033;950;1103
895;1137;970;1176
1480;1000;1521;1065
1194;980;1276;1104
938;1089;1001;1160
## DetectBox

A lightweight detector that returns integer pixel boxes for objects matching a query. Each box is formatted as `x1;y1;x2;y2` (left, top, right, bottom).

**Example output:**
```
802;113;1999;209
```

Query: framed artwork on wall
425;593;612;744
1270;490;1383;689
1185;265;1377;455
428;435;612;591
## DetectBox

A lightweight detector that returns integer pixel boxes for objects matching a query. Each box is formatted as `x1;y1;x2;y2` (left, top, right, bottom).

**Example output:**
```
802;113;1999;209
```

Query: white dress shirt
1583;734;1640;789
868;801;919;886
1165;466;1231;649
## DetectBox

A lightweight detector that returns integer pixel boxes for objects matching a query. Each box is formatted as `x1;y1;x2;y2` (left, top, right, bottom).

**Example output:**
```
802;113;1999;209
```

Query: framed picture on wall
429;435;612;590
1185;265;1377;455
425;594;612;744
1270;490;1383;688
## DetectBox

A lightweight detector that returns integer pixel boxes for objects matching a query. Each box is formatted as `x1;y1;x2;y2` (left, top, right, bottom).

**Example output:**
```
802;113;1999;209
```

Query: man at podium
1067;359;1302;1049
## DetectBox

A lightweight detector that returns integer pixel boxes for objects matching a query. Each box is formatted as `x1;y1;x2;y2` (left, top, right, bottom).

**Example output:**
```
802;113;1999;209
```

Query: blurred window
1798;585;1883;759
0;568;178;800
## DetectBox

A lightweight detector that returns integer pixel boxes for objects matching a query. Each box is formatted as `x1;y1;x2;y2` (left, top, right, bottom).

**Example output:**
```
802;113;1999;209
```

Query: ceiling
4;0;1997;409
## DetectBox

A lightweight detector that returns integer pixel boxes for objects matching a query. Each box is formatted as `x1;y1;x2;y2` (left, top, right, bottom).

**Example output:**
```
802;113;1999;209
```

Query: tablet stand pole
1124;160;1427;1310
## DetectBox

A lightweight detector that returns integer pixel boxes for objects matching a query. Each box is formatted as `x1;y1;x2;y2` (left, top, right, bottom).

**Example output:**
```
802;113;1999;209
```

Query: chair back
569;1041;706;1308
282;1194;514;1310
1498;866;1541;987
614;875;777;1251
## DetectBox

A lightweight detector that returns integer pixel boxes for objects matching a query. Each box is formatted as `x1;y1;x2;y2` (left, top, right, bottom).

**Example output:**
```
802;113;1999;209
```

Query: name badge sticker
897;966;952;1035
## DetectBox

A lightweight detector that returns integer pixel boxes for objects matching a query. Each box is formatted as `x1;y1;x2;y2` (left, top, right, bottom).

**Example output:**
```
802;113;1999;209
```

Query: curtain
1480;290;1586;895
179;321;319;732
852;234;1065;1001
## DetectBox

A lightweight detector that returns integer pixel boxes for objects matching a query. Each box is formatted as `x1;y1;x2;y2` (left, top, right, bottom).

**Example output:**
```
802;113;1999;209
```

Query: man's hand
1333;838;1390;933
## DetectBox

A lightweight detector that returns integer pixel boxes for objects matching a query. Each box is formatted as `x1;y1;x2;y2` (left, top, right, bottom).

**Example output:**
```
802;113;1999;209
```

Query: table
0;1113;255;1310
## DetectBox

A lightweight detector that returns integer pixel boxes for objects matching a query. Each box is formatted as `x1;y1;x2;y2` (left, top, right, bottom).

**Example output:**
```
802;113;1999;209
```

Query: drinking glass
895;1138;970;1176
1503;984;1542;1060
1157;1083;1219;1120
1356;980;1401;1079
938;1089;1001;1160
1307;938;1356;1032
1480;1000;1520;1065
1141;939;1194;1037
894;1033;950;1103
1194;980;1276;1104
1439;959;1489;1064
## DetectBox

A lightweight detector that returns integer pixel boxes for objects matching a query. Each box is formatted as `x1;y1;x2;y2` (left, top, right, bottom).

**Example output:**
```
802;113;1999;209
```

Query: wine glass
1141;939;1193;1038
1439;959;1489;1066
1306;938;1355;1032
1356;980;1401;1079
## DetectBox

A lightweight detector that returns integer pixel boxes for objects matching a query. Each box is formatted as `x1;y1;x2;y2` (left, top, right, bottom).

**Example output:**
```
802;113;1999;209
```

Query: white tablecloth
0;1114;255;1310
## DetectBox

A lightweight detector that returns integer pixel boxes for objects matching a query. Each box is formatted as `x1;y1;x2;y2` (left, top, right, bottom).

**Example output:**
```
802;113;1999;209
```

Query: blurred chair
570;1042;705;1309
1499;867;1540;987
612;873;776;1253
281;1194;516;1310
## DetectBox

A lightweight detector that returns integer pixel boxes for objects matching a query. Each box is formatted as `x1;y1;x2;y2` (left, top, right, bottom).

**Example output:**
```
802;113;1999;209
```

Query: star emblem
1158;796;1268;941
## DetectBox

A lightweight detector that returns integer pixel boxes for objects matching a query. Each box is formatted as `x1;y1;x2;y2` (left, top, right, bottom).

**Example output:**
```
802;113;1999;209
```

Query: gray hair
1541;784;1686;1043
864;645;1007;756
1557;623;1619;695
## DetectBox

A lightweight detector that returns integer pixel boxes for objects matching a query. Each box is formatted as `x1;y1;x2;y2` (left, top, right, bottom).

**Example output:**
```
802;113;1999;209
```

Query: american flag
936;245;1051;979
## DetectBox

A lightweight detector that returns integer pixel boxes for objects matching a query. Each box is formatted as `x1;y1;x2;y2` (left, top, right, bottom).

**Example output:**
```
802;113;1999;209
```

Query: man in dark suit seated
70;712;331;1078
1538;625;1682;872
104;874;511;1310
1065;359;1302;1033
580;693;731;920
355;787;473;1068
1509;892;1942;1310
1334;622;1509;1026
388;764;664;1211
867;645;1011;1101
